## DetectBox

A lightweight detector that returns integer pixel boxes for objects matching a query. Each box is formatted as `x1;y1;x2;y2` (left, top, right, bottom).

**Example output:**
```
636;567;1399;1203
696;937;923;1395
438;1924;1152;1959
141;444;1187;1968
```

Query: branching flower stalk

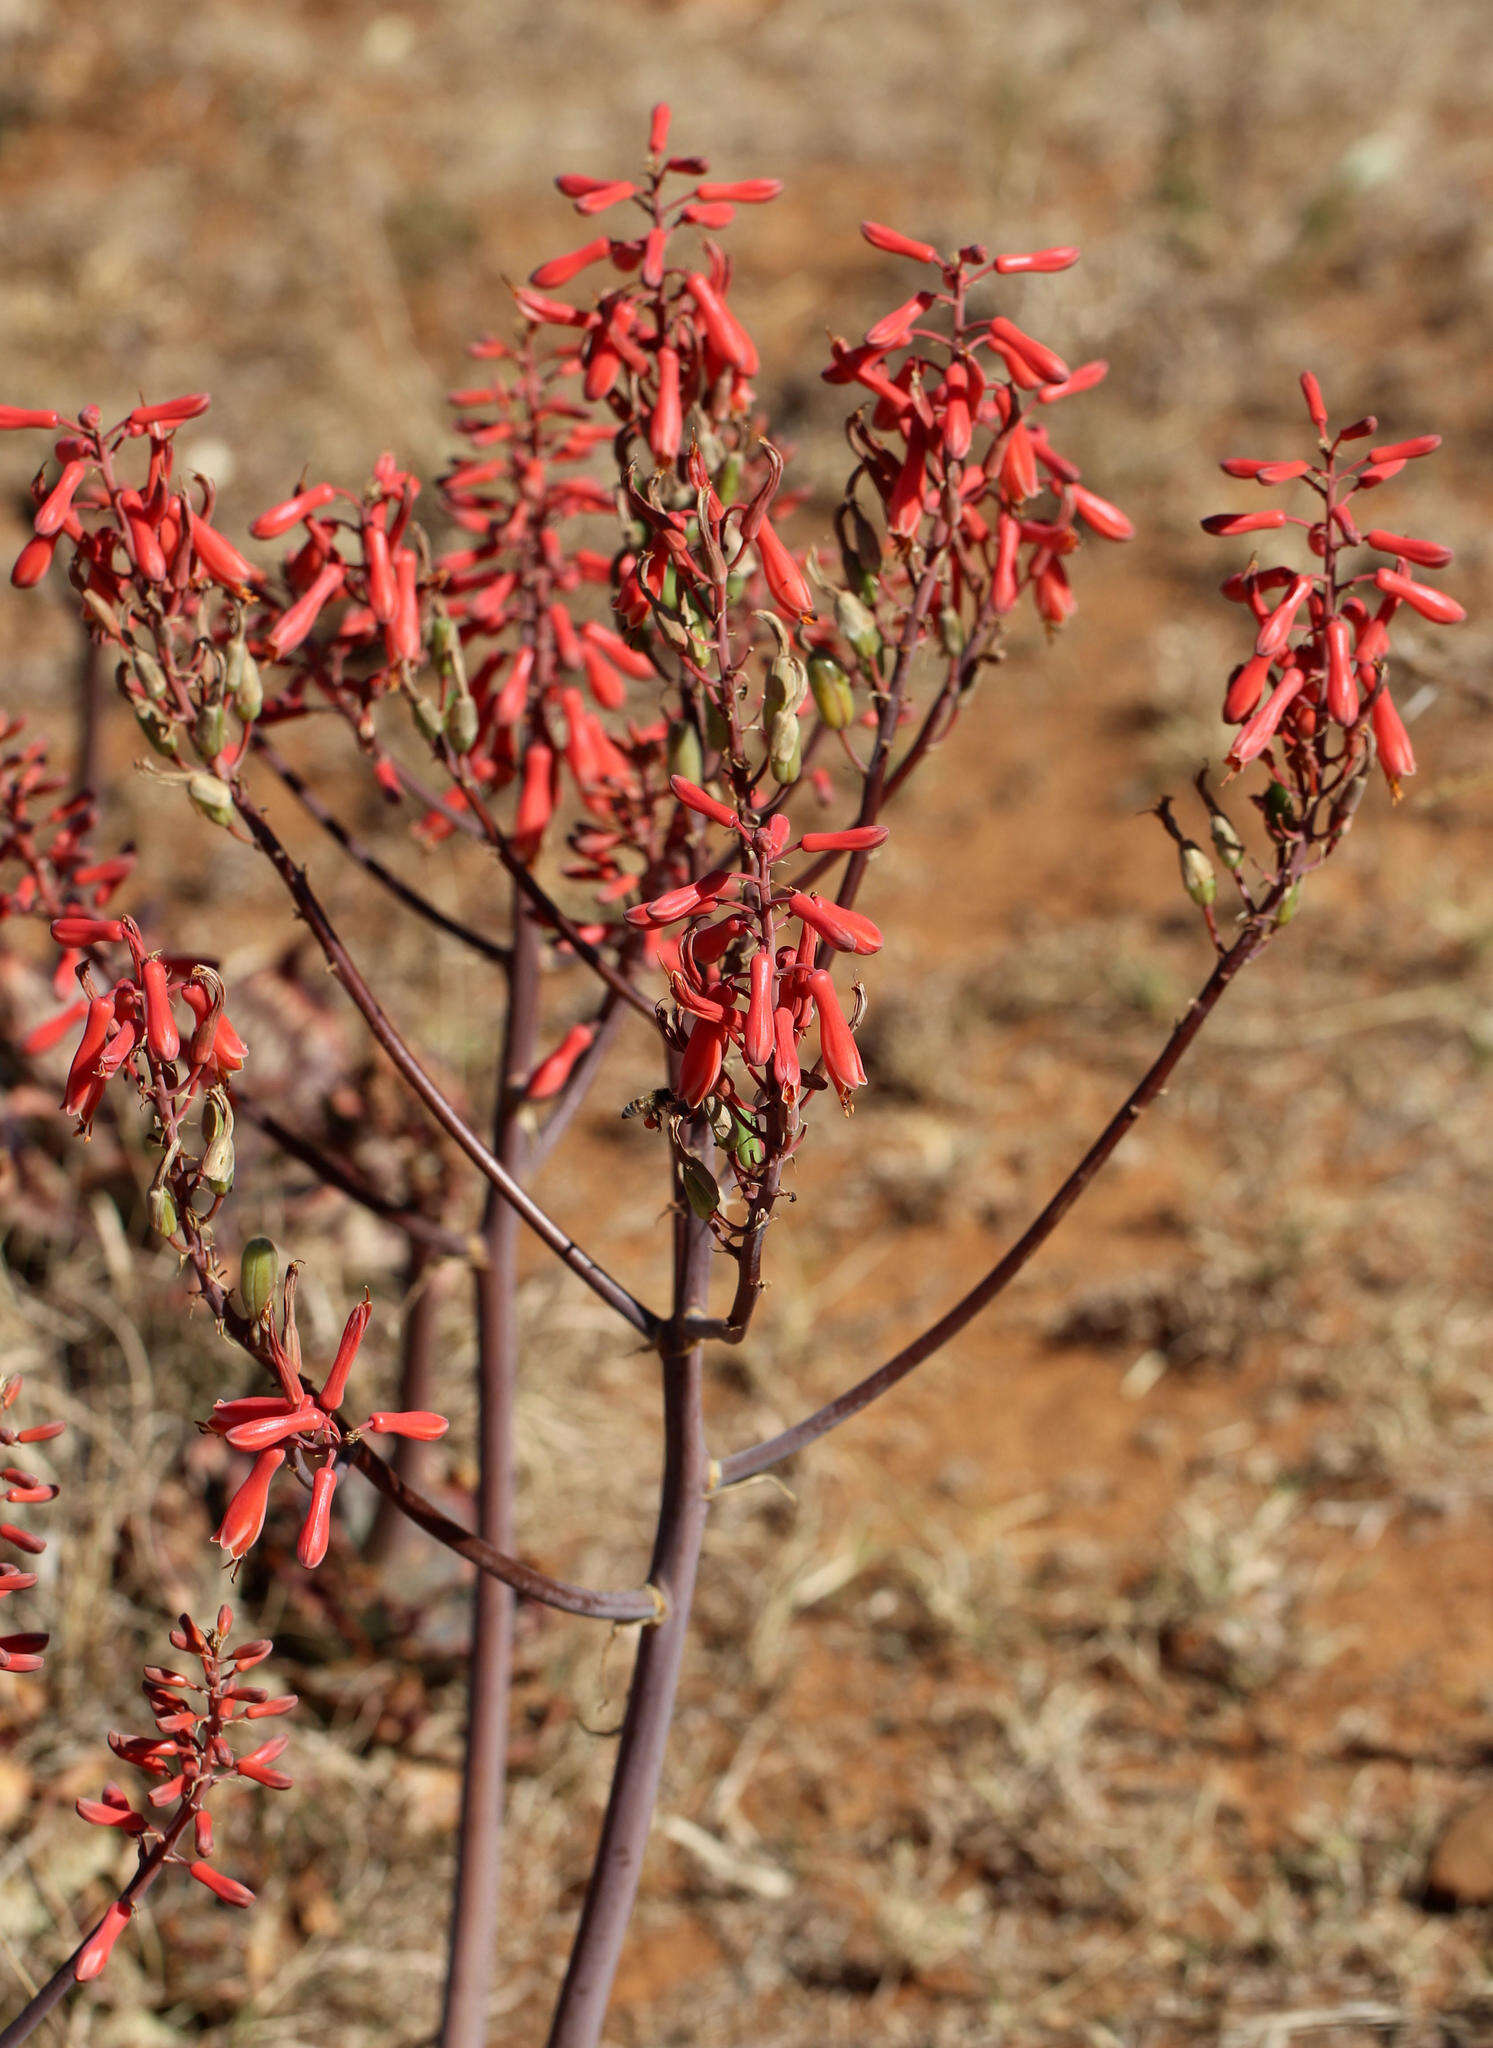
0;103;1466;2048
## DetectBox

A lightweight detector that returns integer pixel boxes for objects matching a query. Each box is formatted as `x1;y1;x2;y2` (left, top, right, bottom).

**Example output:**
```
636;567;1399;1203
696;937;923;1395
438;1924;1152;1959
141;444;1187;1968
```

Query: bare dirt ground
3;3;1493;2044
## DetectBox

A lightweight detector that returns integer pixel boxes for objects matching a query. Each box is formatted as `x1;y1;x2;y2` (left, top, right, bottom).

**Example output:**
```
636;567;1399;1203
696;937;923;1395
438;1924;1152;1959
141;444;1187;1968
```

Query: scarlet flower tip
75;1902;131;1983
189;1861;256;1908
0;405;62;431
860;219;941;266
994;246;1080;274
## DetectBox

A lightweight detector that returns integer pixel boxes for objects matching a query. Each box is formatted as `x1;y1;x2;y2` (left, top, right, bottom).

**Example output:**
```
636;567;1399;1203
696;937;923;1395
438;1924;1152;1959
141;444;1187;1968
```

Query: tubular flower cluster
39;914;247;1135
0;719;135;929
627;781;886;1145
71;1607;296;1983
0;1375;63;1676
207;1267;445;1570
823;230;1130;635
1210;375;1460;800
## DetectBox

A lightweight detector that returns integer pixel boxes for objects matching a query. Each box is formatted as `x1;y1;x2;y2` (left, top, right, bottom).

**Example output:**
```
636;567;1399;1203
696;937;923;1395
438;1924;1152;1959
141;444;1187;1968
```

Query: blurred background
3;2;1493;2043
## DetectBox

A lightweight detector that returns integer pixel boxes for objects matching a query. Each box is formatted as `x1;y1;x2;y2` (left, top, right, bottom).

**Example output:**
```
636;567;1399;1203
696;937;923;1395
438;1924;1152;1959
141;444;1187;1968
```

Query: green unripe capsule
239;1236;279;1322
667;719;705;787
680;1155;721;1222
1179;843;1217;909
808;654;855;731
1209;813;1245;870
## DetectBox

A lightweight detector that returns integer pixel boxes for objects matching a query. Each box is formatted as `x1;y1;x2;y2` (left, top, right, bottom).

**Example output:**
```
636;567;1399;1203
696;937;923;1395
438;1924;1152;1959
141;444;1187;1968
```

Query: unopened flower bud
239;1236;278;1324
1179;842;1216;908
808;654;855;730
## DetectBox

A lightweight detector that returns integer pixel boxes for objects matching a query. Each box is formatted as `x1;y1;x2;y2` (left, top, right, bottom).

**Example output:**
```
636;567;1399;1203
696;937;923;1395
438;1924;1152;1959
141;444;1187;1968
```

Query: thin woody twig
232;783;662;1342
718;919;1273;1487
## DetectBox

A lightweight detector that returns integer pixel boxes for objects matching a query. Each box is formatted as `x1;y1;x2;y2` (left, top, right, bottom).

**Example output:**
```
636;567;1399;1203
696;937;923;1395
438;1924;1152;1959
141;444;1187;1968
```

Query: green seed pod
667;719;704;787
768;708;802;785
703;695;731;754
717;453;742;505
1209;813;1245;870
680;1154;721;1222
187;773;235;828
834;590;882;671
1179;843;1217;908
1263;781;1296;830
838;501;883;588
230;647;263;723
808;654;855;731
131;648;168;701
193;701;227;763
147;1179;179;1240
412;693;446;744
239;1236;279;1323
133;702;180;759
937;606;967;658
1275;878;1303;927
430;611;467;691
732;1128;766;1172
448;690;479;756
705;1096;735;1146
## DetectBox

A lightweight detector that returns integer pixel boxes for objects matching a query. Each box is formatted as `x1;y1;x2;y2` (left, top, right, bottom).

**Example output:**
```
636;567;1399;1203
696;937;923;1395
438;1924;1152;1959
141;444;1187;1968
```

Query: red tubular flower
297;1464;339;1570
988;317;1069;387
363;517;396;623
1372;686;1416;796
49;915;124;947
1324;617;1357;724
1071;484;1134;542
572;179;636;216
215;1449;285;1562
682;273;759;376
189;1861;255;1908
235;1735;293;1789
861;220;940;265
364;1411;451;1441
1372;566;1466;625
0;405;61;430
11;533;56;587
180;984;248;1077
129;393;211;428
799;825;889;853
787;891;883;955
809;969;866;1102
696;178;782;203
75;1902;132;1983
995;245;1080;274
62;994;115;1116
514;742;556;850
1364;528;1453;569
649;345;682;463
1299;371;1329;433
319;1294;373;1412
249;483;338;539
1227;666;1307;768
141;957;180;1062
1037;360;1108;403
267;560;345;658
1201;510;1287;537
527;1021;597;1099
755;517;814;620
1369;435;1440;463
186;509;259;591
531;237;611;289
1254;574;1313;658
679;1014;728;1108
744;949;774;1067
34;459;88;538
581;639;626;710
670;775;740;831
997;420;1039;505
